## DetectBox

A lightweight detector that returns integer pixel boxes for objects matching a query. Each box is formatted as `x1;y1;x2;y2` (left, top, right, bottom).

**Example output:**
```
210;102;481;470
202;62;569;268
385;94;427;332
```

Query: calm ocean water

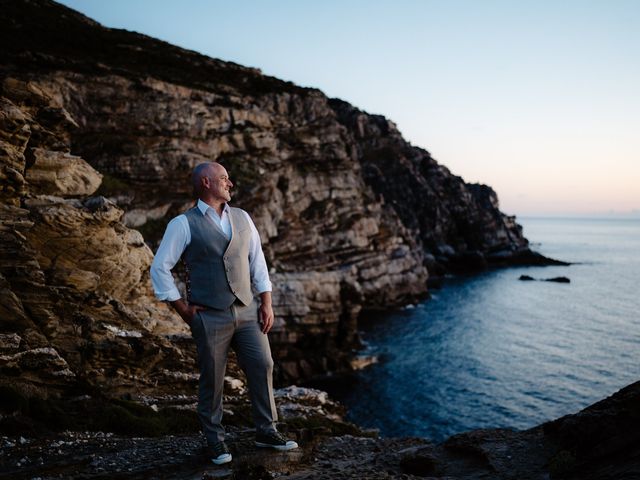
329;217;640;442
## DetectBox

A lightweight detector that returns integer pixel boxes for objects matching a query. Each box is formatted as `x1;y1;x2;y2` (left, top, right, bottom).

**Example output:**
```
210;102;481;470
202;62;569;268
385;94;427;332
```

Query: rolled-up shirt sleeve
243;211;272;294
150;215;189;302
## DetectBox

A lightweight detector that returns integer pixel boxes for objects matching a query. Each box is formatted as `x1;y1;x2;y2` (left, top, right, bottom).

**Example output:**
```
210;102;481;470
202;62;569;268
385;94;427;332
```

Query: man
150;162;297;465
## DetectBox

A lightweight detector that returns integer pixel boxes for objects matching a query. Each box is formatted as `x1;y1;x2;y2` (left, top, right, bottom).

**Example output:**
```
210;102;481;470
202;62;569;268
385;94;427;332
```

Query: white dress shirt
150;199;272;302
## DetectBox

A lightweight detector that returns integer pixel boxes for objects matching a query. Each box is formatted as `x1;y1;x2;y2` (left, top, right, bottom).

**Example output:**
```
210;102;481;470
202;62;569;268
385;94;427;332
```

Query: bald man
151;162;297;465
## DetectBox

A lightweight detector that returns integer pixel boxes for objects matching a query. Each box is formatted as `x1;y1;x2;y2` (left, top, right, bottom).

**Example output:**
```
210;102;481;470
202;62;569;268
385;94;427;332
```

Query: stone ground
0;429;434;480
3;382;640;479
285;435;432;480
0;385;384;479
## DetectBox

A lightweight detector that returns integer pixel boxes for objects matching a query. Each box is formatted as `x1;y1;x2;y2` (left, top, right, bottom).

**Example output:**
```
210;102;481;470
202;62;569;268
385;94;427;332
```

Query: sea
323;217;640;442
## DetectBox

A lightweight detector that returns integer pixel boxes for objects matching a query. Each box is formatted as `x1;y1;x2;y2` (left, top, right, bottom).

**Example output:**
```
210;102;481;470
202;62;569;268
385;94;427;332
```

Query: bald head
192;162;223;196
191;162;233;206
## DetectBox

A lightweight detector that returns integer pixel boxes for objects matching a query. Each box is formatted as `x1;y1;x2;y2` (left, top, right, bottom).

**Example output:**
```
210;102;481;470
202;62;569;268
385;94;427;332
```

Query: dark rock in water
519;275;570;283
489;248;570;267
545;276;570;283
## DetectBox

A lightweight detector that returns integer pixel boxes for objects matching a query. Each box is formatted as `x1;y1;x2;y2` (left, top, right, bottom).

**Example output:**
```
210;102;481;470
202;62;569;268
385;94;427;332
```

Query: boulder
545;276;570;283
25;147;102;197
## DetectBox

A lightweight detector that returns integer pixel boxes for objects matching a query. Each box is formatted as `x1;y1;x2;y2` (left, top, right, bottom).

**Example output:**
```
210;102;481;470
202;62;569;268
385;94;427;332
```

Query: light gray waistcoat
182;205;253;309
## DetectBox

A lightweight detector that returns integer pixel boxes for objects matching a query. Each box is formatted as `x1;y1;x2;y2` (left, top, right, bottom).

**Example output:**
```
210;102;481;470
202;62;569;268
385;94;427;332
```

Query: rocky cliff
0;77;197;401
0;0;562;400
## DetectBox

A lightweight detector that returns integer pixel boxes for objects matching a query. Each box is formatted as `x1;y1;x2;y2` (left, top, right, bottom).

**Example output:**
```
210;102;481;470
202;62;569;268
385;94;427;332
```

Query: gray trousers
190;298;278;444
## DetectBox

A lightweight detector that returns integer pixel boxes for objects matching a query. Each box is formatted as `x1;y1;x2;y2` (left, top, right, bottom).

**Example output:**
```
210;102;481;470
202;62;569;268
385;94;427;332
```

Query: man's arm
243;211;274;333
150;216;201;324
258;291;274;334
168;298;204;325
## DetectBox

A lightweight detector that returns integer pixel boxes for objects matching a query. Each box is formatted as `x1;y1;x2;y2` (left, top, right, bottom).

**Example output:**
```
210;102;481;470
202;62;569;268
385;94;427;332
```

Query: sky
57;0;640;217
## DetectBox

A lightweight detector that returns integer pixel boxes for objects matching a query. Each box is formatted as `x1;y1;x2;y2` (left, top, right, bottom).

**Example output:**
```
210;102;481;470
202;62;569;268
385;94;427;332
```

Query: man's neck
200;197;225;217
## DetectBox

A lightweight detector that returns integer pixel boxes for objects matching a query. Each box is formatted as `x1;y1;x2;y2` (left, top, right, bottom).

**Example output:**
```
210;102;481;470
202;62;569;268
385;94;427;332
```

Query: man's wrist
259;291;272;306
169;298;188;315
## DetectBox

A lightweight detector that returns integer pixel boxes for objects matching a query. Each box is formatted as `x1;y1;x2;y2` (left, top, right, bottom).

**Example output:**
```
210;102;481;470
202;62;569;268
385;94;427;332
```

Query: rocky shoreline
2;379;639;479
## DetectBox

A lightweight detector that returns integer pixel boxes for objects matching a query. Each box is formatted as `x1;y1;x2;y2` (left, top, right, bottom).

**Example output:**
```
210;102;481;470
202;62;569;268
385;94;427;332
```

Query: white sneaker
254;431;299;451
208;441;232;465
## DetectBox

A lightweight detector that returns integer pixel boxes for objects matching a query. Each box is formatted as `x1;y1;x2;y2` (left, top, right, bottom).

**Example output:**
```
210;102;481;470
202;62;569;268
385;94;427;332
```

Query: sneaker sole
254;441;298;451
211;453;232;465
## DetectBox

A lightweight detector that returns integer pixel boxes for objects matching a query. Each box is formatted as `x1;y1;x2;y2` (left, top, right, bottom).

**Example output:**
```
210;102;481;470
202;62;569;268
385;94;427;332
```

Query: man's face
207;165;233;202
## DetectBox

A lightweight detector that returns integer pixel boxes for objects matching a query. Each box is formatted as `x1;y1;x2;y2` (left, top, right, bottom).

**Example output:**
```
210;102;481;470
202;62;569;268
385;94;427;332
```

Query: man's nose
228;179;234;188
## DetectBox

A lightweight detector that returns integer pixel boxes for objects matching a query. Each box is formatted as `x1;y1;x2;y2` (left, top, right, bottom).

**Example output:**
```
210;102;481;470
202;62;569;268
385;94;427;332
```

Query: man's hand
170;299;205;326
258;292;274;334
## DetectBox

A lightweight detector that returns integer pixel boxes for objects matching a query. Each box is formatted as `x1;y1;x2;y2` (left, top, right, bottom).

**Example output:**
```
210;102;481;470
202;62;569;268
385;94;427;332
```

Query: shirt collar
197;199;229;217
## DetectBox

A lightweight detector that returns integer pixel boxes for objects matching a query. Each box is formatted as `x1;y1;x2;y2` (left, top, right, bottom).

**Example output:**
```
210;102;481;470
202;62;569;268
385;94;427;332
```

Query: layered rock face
27;71;428;381
0;78;193;400
331;99;531;273
0;0;553;393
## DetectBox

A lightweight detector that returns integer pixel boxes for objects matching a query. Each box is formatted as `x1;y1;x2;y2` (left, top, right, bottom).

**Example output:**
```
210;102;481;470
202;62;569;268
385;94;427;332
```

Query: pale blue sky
58;0;640;216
